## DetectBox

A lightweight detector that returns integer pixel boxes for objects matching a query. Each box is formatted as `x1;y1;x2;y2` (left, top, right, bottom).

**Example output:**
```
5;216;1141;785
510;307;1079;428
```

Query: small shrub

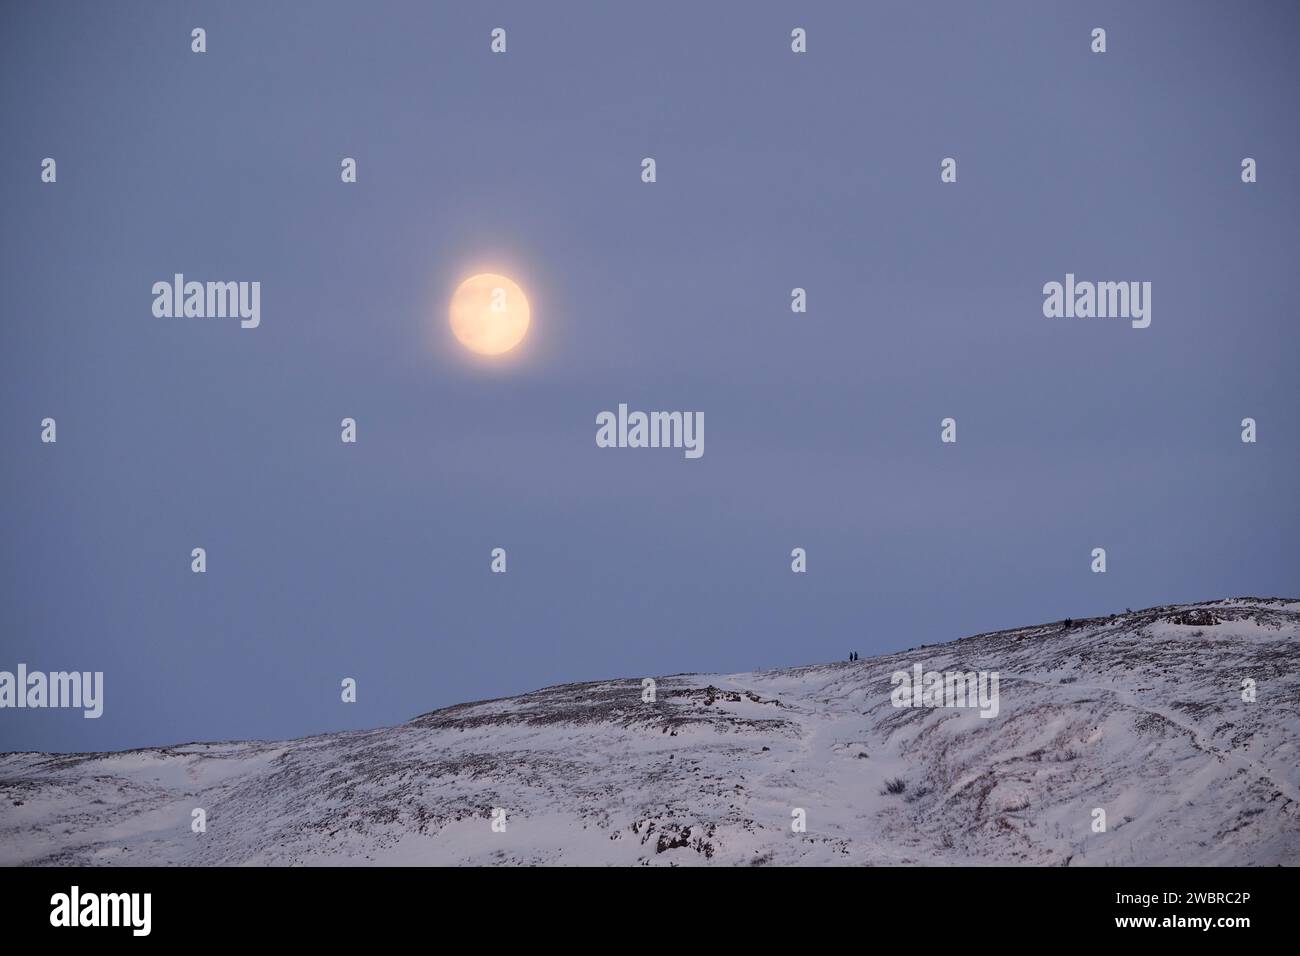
881;777;907;795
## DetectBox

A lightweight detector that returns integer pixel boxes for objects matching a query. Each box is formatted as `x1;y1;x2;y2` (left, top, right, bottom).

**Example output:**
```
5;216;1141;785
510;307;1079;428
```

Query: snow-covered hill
2;598;1297;866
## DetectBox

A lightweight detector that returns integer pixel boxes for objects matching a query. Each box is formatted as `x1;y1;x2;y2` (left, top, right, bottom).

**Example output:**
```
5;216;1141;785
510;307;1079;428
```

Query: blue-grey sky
2;1;1297;752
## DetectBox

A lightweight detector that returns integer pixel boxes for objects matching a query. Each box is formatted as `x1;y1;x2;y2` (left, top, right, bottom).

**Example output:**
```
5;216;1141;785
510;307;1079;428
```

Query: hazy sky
2;1;1297;752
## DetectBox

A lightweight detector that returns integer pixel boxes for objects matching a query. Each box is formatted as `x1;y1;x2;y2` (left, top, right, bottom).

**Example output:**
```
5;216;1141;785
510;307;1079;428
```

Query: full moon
448;273;531;356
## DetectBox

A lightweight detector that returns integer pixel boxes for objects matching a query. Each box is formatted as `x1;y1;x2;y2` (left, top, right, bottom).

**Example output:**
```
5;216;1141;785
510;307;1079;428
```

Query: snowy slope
2;598;1297;866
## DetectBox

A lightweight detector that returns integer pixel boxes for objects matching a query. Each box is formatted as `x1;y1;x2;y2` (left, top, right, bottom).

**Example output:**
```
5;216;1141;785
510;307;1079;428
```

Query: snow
1;597;1296;866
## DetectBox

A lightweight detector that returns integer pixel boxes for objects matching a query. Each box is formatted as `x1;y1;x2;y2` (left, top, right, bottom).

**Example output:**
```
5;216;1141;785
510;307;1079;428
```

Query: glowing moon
449;273;531;355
